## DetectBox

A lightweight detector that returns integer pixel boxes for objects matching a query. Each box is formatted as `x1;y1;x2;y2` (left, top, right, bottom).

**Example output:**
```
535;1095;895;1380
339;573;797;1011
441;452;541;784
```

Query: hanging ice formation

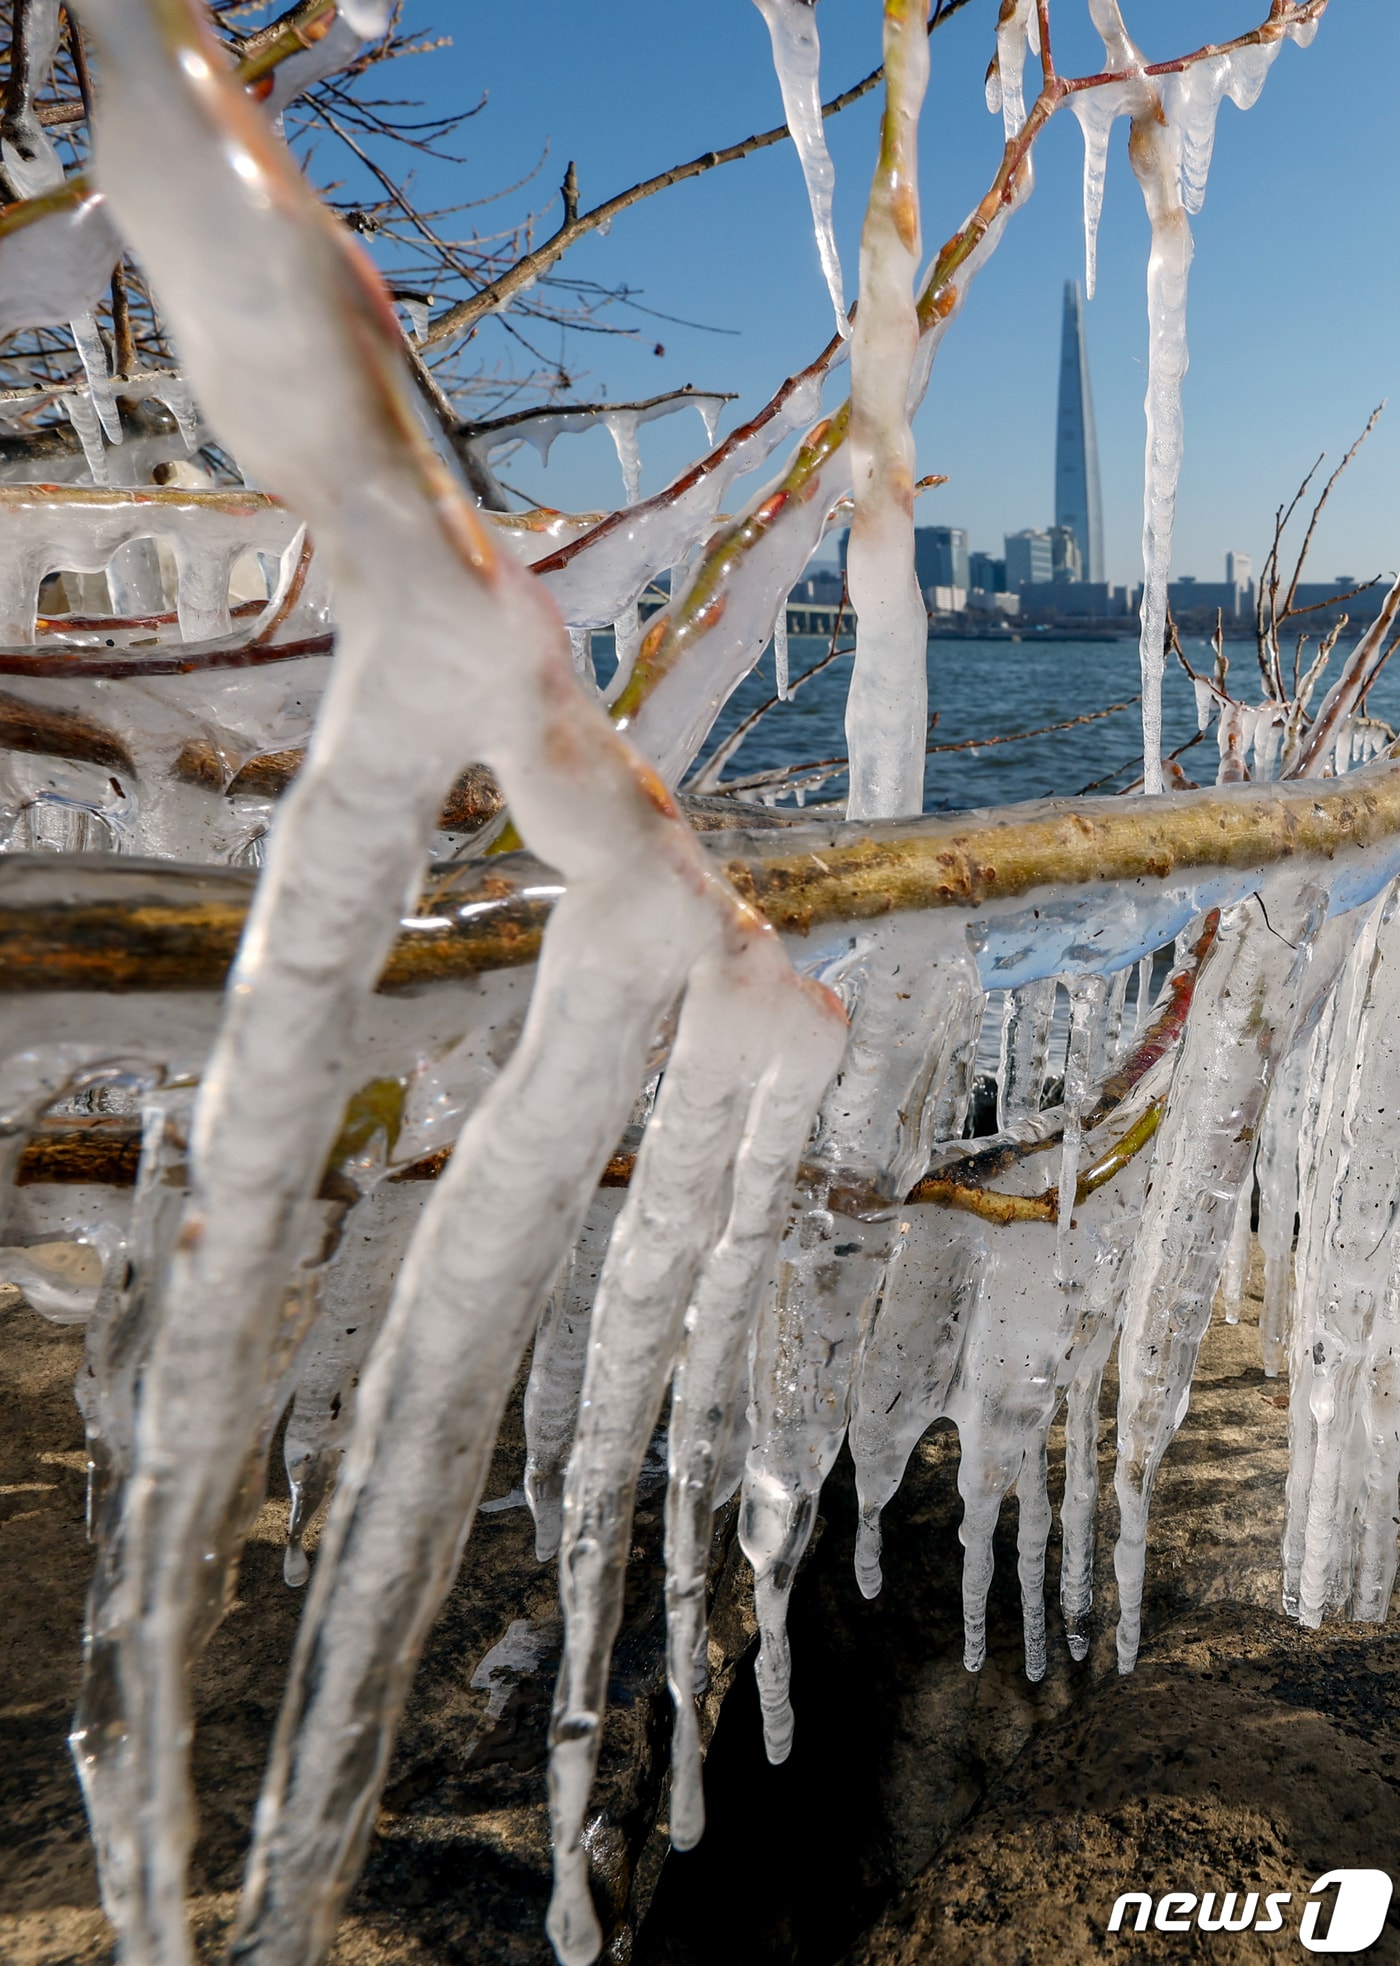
0;3;1367;1965
752;0;849;337
1061;0;1315;793
841;0;929;823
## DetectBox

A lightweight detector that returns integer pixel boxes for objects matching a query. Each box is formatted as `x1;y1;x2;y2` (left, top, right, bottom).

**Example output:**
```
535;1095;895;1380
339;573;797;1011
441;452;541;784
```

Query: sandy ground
4;1252;1398;1965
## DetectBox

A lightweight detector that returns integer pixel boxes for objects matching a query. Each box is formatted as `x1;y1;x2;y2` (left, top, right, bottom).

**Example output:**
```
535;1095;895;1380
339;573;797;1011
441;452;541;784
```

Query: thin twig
1076;728;1205;797
1280;403;1384;620
684;635;853;795
420;0;979;349
713;695;1142;799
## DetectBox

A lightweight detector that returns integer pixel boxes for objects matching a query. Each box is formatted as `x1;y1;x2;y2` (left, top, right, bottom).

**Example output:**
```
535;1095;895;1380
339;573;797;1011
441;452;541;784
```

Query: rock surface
635;1253;1400;1964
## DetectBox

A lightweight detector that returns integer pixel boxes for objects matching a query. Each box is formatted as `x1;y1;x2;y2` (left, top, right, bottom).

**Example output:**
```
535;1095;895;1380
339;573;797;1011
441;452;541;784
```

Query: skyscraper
1055;280;1104;584
915;526;969;593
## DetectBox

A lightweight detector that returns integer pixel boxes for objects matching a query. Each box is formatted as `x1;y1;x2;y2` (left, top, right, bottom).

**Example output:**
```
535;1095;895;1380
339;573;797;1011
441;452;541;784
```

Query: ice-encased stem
1112;885;1341;1673
1257;1028;1306;1377
985;0;1035;142
1056;976;1104;1281
850;1213;981;1599
843;0;929;822
751;0;849;337
996;976;1056;1127
68;8;844;1963
741;922;982;1761
1079;0;1301;798
662;1034;825;1851
1281;891;1400;1629
545;950;842;1963
1128;101;1191;798
524;1191;624;1561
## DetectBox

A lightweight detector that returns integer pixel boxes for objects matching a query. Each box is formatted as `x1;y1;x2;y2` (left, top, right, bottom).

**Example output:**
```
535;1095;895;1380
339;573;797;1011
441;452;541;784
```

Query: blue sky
389;2;1398;588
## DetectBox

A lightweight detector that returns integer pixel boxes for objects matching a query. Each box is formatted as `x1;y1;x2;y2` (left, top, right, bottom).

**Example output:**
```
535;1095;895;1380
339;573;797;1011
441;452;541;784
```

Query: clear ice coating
52;9;846;1966
1071;0;1299;793
0;5;1372;1966
842;0;930;822
751;0;850;336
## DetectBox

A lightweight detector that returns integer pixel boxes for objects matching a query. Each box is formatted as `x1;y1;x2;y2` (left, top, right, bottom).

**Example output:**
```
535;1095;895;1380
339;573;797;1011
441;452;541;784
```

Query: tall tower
1054;279;1104;583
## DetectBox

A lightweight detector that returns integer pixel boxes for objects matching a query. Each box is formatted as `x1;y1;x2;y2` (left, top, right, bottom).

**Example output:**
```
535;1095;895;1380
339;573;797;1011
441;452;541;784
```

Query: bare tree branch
421;0;980;350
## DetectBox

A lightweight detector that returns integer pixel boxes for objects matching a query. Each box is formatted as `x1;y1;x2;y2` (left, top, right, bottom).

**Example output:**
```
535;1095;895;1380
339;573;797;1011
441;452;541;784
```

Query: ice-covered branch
420;0;976;351
63;8;844;1966
597;0;1327;795
6;765;1400;998
842;0;929;821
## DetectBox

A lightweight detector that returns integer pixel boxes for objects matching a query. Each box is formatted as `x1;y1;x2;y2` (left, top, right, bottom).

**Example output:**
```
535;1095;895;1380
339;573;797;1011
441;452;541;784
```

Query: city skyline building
1049;523;1083;583
915;526;969;594
1005;527;1054;588
1054;279;1104;585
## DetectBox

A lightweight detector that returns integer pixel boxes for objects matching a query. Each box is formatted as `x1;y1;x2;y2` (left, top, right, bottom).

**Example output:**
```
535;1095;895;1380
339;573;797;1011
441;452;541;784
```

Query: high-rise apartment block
915;526;969;594
1005;528;1054;588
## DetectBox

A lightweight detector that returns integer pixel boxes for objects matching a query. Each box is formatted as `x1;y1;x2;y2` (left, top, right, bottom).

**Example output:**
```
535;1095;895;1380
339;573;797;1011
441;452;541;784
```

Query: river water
667;633;1396;812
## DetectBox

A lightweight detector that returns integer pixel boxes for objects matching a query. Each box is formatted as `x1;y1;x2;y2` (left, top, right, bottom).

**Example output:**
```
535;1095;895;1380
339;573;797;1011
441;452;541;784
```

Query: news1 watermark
1108;1871;1394;1952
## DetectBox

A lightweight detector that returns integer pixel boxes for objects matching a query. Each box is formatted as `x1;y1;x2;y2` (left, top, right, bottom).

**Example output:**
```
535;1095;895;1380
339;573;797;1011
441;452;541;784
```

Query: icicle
1216;698;1249;782
1259;1013;1325;1381
66;14;847;1965
1098;965;1130;1076
996;975;1056;1127
1112;884;1342;1674
987;0;1035;141
1069;85;1132;301
62;385;111;484
1059;1315;1117;1663
843;0;930;822
751;0;849;336
523;1192;623;1561
1254;706;1282;782
1164;44;1284;219
663;1007;843;1854
604;602;642;705
546;952;844;1963
741;922;982;1763
1218;1174;1252;1324
1281;892;1400;1629
567;623;593;683
1056;976;1104;1281
140;371;202;454
1130;104;1191;799
773;603;790;700
1074;0;1299;797
69;312;124;445
77;1088;194;1540
1131;952;1155;1036
850;1214;980;1599
281;1185;432;1587
693;396;721;447
603;409;643;506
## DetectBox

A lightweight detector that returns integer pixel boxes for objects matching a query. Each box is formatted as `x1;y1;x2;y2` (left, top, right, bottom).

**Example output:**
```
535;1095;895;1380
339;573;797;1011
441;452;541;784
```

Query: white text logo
1108;1871;1393;1953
